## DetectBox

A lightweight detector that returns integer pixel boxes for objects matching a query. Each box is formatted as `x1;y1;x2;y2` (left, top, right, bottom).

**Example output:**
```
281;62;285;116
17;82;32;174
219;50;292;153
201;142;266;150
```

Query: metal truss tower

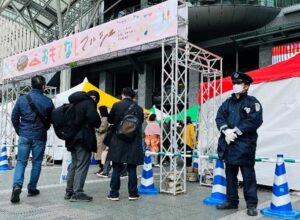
198;54;223;185
160;36;222;195
0;79;56;146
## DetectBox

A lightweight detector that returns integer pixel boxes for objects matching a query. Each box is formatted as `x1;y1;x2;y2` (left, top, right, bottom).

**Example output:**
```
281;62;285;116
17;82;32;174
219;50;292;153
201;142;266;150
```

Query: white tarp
251;78;300;190
201;77;300;190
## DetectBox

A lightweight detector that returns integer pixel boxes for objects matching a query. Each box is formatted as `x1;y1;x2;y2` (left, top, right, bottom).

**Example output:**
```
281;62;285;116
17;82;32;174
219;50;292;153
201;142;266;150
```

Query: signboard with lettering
2;0;178;80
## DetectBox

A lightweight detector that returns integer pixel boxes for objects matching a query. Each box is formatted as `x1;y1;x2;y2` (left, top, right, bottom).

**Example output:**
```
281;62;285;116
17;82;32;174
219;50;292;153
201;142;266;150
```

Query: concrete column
60;68;71;93
188;69;200;107
99;71;113;94
259;44;272;68
137;64;153;109
141;0;148;9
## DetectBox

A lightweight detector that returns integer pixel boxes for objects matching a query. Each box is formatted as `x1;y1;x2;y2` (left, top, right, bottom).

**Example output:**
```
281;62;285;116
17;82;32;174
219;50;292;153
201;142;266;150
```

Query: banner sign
2;0;177;80
272;41;300;64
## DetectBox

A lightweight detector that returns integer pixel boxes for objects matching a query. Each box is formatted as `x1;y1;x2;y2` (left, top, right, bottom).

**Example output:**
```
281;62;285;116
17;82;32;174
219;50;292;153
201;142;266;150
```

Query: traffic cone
138;150;159;195
192;159;199;173
261;154;300;219
0;146;11;171
203;159;226;205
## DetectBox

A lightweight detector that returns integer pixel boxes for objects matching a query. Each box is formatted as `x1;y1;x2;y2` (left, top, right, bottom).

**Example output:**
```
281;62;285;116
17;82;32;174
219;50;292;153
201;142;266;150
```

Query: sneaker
94;168;103;175
28;189;40;197
64;192;73;200
216;202;238;210
106;195;119;201
121;173;128;177
153;164;160;168
128;194;140;201
96;173;109;178
247;208;258;216
11;185;22;204
69;193;93;202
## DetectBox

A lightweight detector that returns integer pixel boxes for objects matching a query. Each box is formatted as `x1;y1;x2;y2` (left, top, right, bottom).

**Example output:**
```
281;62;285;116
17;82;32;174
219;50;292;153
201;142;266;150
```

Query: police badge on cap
231;72;253;85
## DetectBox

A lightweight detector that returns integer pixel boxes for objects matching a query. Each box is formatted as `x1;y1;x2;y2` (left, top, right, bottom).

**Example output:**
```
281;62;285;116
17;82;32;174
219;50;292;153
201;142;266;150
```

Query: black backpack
51;103;78;141
116;103;139;142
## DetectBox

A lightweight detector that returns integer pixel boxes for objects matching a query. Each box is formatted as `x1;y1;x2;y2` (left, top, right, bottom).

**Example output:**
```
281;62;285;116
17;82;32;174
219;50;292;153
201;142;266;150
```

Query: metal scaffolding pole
55;0;64;39
84;0;104;30
0;80;20;146
0;0;13;14
159;0;221;195
159;35;222;194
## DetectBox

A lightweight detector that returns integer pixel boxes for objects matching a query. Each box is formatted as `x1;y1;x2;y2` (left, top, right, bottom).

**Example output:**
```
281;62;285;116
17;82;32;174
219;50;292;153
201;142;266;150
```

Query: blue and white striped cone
261;154;300;219
0;146;11;171
203;159;226;206
138;150;159;195
192;160;199;174
90;153;97;165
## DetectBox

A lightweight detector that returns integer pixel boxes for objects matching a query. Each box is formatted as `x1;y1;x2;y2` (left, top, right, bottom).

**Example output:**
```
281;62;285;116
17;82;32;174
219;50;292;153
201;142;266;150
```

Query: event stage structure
0;0;223;195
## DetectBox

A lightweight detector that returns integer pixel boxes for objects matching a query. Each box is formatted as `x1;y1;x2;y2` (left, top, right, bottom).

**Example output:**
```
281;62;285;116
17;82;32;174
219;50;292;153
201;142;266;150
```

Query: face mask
232;84;244;94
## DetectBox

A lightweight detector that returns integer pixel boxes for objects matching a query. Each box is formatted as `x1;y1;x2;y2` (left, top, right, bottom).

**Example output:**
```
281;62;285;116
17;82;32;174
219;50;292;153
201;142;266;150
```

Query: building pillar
99;71;113;94
138;64;153;109
188;69;200;107
60;68;71;93
259;44;273;68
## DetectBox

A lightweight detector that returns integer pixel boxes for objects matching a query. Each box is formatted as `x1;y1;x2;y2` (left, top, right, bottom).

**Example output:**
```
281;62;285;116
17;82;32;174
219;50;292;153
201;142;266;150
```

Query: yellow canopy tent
55;78;148;112
82;81;120;108
81;79;149;113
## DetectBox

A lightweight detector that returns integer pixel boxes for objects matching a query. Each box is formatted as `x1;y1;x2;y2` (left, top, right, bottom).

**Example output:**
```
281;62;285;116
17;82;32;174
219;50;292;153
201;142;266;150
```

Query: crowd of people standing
9;71;261;217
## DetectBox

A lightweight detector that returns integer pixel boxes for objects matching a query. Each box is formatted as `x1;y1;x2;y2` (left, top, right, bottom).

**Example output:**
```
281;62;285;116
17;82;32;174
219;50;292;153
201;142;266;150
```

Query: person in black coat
65;91;101;202
106;87;144;201
215;72;263;217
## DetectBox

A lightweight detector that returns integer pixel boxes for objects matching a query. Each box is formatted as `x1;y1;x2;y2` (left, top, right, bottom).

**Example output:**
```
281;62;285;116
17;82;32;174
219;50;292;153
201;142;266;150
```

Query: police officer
215;72;263;216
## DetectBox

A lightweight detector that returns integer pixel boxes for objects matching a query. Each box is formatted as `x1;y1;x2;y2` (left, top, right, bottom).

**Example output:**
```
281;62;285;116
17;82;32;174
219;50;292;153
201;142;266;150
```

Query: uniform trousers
225;163;258;208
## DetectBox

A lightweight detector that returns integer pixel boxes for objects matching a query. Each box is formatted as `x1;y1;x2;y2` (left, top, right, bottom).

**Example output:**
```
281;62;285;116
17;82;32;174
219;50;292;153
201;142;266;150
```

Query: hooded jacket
66;91;101;152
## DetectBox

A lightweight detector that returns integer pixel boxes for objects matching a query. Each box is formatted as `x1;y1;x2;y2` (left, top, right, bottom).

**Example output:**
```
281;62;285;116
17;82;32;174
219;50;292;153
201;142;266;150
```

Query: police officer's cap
231;72;253;85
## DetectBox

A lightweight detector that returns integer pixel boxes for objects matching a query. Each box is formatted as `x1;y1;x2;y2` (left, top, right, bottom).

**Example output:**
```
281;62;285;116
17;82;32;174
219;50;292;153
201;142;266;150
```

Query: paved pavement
0;165;299;220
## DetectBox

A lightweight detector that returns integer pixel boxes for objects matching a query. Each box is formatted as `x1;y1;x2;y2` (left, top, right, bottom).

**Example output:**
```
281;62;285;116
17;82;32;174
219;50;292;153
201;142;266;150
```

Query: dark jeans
225;163;258;208
109;163;138;197
102;160;111;175
13;136;46;190
66;143;91;195
186;145;193;167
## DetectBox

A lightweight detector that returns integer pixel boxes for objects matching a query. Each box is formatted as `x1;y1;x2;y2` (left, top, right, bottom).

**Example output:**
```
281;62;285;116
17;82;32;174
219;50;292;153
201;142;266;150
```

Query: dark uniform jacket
66;91;101;152
215;93;263;166
107;98;144;165
11;89;54;141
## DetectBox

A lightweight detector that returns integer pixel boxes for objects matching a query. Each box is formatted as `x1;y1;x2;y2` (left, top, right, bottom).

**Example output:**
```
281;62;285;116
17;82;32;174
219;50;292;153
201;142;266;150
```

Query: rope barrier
0;144;16;147
146;151;300;163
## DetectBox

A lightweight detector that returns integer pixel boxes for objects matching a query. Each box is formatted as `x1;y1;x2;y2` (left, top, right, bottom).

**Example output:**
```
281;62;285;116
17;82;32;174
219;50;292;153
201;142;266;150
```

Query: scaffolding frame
198;54;223;186
160;36;222;195
0;0;222;190
0;79;56;146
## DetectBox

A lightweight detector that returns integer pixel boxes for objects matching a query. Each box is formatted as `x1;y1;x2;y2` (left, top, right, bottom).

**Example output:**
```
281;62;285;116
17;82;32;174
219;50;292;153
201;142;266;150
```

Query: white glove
223;129;237;145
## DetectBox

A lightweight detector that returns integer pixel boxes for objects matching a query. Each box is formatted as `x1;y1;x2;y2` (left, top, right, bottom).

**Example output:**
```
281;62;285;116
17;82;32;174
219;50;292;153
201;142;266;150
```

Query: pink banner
2;0;177;80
